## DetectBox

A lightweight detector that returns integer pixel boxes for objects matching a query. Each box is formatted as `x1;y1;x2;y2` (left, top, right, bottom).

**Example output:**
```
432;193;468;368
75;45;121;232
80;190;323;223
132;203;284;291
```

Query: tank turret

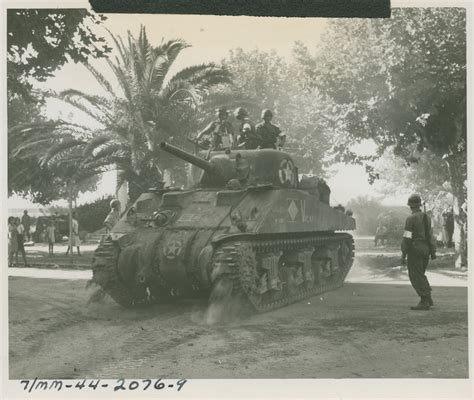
160;141;298;189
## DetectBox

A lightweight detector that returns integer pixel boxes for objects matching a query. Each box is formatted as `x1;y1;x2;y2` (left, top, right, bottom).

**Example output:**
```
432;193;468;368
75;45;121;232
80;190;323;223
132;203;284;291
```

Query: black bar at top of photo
89;0;391;18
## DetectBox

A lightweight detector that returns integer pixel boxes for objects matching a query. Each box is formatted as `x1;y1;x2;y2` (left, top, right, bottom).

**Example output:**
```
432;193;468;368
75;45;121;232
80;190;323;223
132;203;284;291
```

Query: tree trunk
446;151;467;268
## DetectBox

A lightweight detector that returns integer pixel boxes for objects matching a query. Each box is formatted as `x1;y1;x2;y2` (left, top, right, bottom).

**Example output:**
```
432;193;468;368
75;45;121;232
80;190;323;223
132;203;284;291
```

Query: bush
75;196;113;233
347;195;409;236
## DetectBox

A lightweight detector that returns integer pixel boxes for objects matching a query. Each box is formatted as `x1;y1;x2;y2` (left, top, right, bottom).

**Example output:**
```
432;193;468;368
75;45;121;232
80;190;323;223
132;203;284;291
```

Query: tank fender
117;245;140;286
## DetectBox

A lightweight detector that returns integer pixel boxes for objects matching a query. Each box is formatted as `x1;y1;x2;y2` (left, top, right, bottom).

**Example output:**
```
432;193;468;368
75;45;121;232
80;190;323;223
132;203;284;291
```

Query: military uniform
236;118;257;149
402;210;432;296
254;121;282;149
197;120;234;150
401;195;434;310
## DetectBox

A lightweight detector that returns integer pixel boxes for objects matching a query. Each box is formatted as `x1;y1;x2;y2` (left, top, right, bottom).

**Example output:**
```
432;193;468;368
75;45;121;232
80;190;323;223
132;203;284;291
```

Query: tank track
209;233;354;313
91;239;135;308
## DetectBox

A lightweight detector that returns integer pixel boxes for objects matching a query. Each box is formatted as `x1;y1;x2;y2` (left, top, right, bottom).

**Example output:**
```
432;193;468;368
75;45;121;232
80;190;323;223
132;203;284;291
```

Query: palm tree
54;26;231;202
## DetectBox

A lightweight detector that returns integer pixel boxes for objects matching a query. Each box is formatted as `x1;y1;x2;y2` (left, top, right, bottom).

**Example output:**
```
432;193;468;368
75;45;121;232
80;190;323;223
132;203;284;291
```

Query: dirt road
9;258;468;379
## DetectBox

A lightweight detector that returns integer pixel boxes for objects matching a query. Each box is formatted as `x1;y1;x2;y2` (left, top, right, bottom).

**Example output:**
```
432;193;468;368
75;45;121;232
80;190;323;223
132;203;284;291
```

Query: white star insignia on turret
279;159;295;185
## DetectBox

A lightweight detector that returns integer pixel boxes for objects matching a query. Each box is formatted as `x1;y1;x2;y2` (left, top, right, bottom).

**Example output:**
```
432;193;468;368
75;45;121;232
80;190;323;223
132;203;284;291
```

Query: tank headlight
153;210;176;227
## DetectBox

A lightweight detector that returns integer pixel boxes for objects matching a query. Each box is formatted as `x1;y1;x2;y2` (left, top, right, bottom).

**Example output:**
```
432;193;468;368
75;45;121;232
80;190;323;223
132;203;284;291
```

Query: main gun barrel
159;142;215;173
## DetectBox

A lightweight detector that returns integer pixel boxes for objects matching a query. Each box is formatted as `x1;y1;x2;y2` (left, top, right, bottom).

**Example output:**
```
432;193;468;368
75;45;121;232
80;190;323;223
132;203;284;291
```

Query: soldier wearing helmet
255;109;286;149
104;199;121;235
234;107;257;149
196;107;235;150
401;194;436;310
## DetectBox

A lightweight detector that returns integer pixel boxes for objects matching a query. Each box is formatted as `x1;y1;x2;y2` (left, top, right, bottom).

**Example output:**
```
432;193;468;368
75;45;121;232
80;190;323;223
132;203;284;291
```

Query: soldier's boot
410;296;430;311
427;294;434;307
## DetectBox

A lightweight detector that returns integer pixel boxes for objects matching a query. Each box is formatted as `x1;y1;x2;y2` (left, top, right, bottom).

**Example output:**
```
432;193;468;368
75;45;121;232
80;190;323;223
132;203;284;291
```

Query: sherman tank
91;142;356;313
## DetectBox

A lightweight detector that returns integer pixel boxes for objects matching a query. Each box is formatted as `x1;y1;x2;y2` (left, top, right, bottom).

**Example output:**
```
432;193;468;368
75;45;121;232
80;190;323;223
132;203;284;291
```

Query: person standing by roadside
46;219;56;255
21;210;32;242
66;212;81;256
401;194;436;310
442;207;455;248
15;217;30;267
8;217;18;267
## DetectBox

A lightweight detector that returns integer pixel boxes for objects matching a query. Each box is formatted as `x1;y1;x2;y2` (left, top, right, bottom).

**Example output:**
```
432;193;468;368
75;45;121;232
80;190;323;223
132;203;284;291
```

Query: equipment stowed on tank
91;142;356;313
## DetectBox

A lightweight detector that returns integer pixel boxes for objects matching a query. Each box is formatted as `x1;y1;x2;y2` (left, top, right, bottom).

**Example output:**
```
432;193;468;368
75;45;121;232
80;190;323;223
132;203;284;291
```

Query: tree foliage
75;195;114;233
374;146;453;210
9;118;103;203
8;96;99;204
296;8;467;265
346;196;385;235
296;8;466;183
7;9;111;100
198;48;334;176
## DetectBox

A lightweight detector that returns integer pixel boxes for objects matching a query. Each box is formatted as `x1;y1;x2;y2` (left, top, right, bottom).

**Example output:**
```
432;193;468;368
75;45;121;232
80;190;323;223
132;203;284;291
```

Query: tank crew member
401;194;436;310
255;109;286;149
104;199;121;235
234;107;256;149
196;107;234;150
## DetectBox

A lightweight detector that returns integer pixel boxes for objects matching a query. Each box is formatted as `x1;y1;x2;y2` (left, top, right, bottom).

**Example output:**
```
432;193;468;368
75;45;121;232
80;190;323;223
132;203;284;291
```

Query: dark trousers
407;244;432;297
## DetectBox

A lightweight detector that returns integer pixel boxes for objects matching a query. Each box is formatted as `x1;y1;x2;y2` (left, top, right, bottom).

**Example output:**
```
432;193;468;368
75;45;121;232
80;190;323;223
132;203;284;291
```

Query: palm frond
107;59;134;103
84;62;116;97
60;89;110;108
167;63;225;83
11;136;54;158
39;139;86;167
159;79;198;104
160;38;190;66
147;38;191;90
90;142;127;162
105;28;128;68
54;92;109;125
82;135;113;158
8;121;62;137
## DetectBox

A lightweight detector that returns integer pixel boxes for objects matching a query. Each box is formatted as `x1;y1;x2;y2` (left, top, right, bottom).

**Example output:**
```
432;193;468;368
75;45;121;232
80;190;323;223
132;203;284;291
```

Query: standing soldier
401;194;436;310
234;107;256;149
196;107;234;150
21;210;32;242
255;109;286;149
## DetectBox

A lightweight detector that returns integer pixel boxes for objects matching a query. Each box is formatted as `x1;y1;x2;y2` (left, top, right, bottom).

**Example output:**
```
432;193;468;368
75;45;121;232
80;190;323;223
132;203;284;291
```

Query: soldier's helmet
216;107;228;118
407;194;422;207
110;199;121;209
234;107;248;119
261;109;273;119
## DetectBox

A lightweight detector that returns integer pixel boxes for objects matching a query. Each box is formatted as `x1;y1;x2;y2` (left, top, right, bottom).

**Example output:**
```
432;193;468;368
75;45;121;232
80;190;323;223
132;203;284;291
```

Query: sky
8;13;400;211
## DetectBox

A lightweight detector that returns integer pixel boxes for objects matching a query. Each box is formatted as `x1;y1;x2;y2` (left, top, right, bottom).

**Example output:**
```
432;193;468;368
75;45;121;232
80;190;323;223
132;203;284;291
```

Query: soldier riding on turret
234;107;257;149
196;107;235;150
255;109;286;149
